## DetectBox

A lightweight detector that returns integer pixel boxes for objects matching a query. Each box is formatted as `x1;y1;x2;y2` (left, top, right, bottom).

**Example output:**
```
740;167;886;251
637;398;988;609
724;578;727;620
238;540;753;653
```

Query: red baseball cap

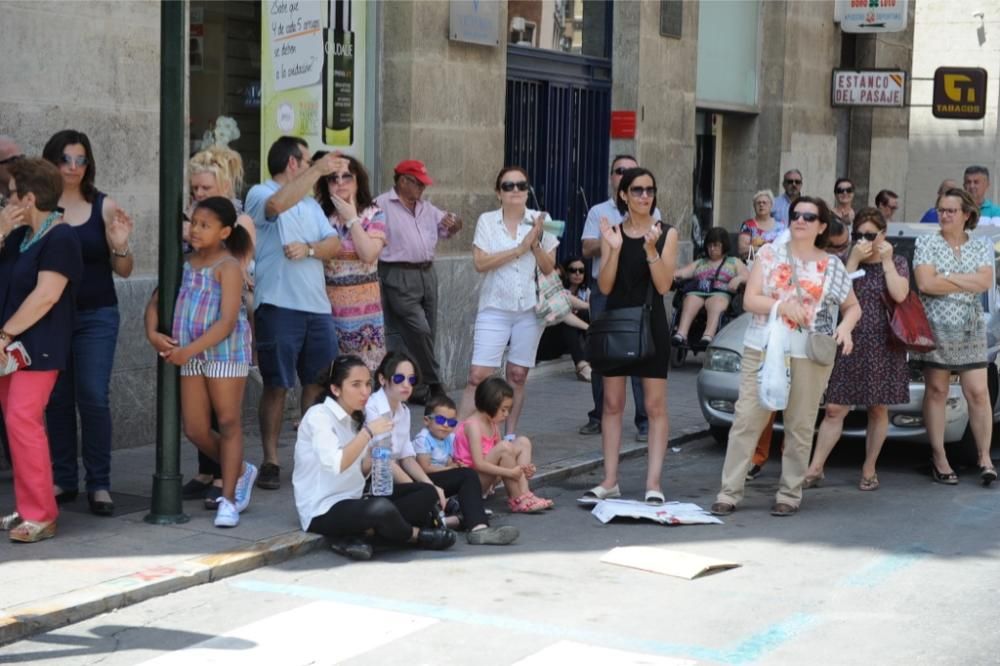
394;159;434;186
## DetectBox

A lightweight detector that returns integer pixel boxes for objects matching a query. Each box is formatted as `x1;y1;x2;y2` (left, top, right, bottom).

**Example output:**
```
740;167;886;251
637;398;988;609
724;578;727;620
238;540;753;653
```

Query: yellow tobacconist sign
933;67;987;120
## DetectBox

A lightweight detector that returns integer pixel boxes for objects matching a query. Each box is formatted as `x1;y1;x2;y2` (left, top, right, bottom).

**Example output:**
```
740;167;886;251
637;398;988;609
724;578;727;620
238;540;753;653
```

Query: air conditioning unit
510;16;537;46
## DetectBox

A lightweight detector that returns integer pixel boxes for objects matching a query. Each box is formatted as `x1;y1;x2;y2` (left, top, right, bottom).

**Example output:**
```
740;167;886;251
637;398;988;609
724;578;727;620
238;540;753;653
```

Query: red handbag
882;291;937;353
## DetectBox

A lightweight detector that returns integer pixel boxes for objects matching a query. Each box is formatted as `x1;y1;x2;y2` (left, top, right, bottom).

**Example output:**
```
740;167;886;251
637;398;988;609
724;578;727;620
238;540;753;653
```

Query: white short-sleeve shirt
473;208;559;312
365;388;415;459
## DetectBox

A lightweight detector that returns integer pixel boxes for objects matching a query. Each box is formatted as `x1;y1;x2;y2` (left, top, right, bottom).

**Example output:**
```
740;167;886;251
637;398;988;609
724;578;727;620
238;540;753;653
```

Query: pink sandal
526;493;554;510
508;494;545;514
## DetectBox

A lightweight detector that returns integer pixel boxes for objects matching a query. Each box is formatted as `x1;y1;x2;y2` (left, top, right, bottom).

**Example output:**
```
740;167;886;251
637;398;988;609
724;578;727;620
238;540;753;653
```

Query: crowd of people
0;129;996;554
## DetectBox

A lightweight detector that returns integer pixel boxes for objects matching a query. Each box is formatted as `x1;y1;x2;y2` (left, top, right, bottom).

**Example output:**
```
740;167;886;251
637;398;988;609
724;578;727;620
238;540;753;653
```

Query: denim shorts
255;304;338;388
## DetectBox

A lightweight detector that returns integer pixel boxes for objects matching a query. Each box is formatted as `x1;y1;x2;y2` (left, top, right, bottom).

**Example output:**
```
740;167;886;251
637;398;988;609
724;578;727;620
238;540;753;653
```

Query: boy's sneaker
467;525;519;545
746;464;763;481
234;462;259;513
203;485;223;510
214;497;239;528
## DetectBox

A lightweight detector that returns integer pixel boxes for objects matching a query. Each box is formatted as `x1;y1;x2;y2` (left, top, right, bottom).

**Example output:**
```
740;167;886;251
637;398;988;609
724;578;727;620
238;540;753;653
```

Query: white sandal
645;489;666;506
577;484;621;505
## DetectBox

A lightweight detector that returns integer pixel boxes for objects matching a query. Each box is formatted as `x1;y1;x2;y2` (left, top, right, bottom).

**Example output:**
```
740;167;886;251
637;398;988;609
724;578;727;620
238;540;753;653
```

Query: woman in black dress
577;168;678;505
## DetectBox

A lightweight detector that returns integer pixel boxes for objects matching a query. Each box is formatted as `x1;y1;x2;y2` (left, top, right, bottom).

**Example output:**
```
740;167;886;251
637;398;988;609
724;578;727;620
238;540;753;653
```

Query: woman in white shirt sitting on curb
459;166;559;437
292;354;457;561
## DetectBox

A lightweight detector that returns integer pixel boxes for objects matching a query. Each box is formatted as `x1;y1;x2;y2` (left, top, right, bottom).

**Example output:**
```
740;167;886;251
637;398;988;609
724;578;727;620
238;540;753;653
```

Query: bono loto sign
831;69;906;107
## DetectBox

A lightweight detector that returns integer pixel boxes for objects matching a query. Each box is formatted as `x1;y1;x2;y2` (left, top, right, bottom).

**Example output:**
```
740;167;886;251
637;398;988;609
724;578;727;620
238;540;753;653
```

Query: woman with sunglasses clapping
314;152;387;371
460;167;559;437
711;196;860;518
42;130;135;517
805;208;910;491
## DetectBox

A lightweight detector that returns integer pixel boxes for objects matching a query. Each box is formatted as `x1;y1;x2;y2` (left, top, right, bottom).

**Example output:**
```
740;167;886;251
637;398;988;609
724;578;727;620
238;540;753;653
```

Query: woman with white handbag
710;196;860;518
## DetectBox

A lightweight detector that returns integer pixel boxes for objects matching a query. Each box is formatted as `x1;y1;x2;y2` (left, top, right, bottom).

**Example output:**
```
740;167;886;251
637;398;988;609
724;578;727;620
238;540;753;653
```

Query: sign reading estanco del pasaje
831;69;906;107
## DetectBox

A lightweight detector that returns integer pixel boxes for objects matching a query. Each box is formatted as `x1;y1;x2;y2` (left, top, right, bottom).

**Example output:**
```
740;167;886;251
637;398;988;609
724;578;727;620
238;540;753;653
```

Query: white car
696;223;1000;462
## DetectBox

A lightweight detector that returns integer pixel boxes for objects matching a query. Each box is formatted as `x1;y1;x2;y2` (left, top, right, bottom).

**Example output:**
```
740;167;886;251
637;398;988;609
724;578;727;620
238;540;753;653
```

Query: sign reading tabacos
831;69;906;107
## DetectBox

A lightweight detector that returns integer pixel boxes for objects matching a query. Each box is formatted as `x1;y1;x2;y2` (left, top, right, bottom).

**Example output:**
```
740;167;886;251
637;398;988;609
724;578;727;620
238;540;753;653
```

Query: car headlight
704;348;741;373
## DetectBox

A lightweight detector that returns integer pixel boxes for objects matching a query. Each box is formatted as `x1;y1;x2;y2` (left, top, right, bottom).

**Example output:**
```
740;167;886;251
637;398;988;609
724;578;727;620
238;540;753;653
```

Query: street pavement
0;356;710;645
2;437;999;665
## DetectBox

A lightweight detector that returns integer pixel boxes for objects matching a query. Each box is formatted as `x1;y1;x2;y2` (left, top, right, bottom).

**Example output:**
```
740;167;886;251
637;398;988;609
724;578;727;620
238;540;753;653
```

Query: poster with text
261;0;366;175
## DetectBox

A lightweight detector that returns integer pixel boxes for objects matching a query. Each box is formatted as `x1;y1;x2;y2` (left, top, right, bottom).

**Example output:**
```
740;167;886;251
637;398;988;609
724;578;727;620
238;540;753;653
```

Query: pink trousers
0;370;59;522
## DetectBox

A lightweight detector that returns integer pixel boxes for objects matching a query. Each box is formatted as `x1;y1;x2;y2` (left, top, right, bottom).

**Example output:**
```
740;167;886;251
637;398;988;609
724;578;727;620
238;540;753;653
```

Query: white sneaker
234;462;258;513
214;497;239;528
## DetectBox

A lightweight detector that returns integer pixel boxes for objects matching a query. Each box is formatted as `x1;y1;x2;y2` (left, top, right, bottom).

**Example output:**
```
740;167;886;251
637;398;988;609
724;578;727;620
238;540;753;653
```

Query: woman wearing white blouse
292;355;457;561
459;167;559;436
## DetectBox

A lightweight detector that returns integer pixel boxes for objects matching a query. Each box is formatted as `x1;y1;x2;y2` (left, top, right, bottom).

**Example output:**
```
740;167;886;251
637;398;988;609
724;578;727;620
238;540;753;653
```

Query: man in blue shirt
772;169;803;225
963;165;1000;226
245;136;342;490
920;179;958;223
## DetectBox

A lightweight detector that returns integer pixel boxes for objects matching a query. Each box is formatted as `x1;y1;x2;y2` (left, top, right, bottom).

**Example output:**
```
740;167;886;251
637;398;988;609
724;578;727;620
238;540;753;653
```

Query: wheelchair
668;279;744;368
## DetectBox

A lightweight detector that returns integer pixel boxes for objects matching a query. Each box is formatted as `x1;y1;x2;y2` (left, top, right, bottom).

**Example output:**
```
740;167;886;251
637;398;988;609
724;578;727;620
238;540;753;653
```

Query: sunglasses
629;186;656;198
790;211;819;222
0;154;23;166
567;267;586;274
500;180;530;192
784;179;802;185
327;172;354;184
430;414;459;428
835;187;854;194
401;174;426;188
852;231;880;242
391;374;418;386
61;154;88;168
612;166;630;176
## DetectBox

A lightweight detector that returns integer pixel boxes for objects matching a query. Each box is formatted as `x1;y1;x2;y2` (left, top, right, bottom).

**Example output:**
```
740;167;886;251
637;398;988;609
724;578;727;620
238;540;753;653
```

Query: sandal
644;489;666;506
700;335;714;345
576;484;621;506
931;464;959;485
802;473;825;489
526;493;554;510
671;333;687;345
0;511;21;531
980;466;997;487
508;494;545;514
9;520;56;543
770;503;798;517
710;501;735;516
858;475;880;492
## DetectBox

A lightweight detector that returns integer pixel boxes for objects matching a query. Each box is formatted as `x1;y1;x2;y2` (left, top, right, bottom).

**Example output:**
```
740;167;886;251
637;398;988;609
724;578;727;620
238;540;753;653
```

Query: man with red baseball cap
375;159;463;402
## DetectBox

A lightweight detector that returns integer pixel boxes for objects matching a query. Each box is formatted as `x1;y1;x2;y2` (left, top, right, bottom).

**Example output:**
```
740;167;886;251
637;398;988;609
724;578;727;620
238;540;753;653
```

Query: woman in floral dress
315;154;387;371
805;208;910;491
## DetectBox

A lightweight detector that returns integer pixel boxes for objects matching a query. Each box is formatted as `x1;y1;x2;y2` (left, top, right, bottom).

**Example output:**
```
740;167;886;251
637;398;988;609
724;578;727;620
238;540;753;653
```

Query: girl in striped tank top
156;197;257;528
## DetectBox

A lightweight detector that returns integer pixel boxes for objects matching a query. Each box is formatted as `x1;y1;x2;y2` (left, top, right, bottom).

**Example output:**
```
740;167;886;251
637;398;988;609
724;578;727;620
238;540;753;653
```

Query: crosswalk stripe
512;640;698;666
139;600;438;665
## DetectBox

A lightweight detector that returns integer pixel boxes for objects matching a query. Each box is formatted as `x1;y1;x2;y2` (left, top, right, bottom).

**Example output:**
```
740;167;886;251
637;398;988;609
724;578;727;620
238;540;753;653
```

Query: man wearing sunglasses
375;160;464;403
0;136;23;200
874;189;900;222
773;169;803;225
578;155;661;439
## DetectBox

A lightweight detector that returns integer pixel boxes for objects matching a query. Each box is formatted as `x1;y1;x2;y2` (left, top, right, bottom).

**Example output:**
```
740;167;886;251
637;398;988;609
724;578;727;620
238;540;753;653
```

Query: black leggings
307;482;438;542
427;467;489;528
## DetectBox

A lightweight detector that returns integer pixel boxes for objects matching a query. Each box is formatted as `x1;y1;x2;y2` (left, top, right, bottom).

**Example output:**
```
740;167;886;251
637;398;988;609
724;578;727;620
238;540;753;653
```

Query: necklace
20;212;61;252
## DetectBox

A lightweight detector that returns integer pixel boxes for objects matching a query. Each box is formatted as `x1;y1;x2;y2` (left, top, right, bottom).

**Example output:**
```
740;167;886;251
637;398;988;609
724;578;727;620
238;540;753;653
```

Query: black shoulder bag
585;283;655;370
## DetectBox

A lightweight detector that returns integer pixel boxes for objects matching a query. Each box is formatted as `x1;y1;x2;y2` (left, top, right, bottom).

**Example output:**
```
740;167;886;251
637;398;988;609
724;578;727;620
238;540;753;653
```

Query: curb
0;530;324;647
0;427;709;646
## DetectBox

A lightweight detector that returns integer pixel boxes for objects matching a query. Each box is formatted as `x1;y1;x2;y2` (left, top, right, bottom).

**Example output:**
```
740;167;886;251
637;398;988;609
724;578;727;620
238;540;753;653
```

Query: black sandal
931;465;959;485
980;466;997;487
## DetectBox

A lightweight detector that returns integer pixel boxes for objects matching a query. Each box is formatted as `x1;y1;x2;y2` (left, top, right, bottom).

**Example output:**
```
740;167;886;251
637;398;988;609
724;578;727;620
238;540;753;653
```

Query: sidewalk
0;358;708;645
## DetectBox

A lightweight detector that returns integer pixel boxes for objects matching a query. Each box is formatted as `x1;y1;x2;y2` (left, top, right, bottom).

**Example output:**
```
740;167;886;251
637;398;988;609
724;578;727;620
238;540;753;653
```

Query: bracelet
111;246;131;258
363;424;374;439
646;254;660;264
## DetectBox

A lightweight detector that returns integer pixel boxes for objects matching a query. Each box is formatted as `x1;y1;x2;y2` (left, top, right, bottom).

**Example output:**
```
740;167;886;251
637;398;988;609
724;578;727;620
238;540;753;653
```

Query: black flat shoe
931;465;959;485
416;528;457;550
87;492;114;517
331;537;373;561
55;489;78;505
181;478;212;500
980;466;998;487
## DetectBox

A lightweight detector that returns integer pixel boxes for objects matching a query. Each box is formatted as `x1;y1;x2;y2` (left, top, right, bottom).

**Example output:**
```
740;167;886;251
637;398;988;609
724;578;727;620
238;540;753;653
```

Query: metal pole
146;0;189;525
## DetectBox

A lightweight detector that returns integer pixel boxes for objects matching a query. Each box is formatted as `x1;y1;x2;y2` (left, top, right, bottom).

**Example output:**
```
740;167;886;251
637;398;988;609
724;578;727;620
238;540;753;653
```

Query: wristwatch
111;246;131;258
307;244;315;258
344;217;359;231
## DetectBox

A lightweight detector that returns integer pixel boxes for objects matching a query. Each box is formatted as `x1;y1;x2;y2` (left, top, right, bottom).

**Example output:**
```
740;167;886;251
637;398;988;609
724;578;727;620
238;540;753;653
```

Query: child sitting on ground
453;377;553;513
414;394;461;474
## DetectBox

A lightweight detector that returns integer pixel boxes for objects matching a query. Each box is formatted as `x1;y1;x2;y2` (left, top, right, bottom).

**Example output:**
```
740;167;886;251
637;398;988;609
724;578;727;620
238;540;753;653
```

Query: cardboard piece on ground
601;546;740;580
591;499;723;525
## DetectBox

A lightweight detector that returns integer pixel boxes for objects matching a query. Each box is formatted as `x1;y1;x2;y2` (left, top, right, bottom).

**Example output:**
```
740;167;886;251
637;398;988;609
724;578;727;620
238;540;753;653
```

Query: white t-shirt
364;388;415;459
473;208;559;312
581;198;662;279
292;397;367;531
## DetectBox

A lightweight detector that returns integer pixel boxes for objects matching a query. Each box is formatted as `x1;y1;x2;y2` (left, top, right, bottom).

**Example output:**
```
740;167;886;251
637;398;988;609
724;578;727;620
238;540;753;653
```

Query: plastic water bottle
370;443;393;497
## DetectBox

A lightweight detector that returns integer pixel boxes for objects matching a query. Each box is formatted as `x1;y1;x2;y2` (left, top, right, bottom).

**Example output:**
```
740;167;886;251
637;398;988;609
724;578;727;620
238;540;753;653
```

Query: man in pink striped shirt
375;160;463;402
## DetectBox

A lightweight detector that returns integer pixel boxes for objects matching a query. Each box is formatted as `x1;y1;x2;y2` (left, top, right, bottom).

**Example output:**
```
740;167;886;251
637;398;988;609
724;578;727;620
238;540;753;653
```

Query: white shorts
471;307;543;368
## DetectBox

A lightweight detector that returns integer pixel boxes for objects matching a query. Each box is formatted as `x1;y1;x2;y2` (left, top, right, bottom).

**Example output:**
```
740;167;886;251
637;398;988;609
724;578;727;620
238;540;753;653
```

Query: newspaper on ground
590;499;723;525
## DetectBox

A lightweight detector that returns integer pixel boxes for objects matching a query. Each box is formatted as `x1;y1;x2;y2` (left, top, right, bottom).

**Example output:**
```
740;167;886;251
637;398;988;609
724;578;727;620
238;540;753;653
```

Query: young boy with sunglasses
414;394;461;474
